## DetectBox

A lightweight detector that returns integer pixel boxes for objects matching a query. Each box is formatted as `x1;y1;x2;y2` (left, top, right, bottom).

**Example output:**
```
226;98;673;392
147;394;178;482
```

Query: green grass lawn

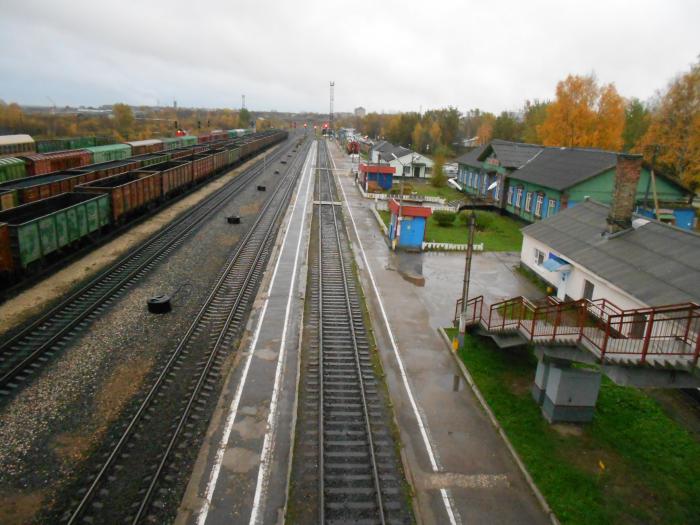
402;180;465;201
444;329;700;525
378;210;523;251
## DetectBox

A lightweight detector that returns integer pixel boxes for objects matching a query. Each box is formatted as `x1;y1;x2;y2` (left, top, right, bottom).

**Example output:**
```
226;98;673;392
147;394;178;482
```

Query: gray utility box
531;359;549;406
541;364;601;424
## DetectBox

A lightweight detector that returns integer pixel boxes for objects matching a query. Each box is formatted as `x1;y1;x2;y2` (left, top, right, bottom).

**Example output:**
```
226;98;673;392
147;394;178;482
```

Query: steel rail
0;136;294;392
66;139;310;524
317;140;386;524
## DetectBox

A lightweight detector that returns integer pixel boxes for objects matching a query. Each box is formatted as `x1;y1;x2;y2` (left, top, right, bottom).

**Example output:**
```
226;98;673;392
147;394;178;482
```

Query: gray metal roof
522;199;700;306
510;147;617;190
455;145;487;168
485;139;543;169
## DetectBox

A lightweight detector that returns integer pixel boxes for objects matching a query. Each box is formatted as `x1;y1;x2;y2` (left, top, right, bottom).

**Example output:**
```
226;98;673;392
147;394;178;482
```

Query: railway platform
176;142;316;525
327;141;552;524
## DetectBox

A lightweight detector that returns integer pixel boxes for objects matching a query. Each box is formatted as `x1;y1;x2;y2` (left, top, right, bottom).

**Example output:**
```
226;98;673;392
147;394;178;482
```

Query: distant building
354;107;366;118
370;141;434;179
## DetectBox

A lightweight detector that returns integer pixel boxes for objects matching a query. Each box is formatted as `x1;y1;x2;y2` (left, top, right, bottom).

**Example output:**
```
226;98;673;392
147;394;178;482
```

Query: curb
437;327;560;525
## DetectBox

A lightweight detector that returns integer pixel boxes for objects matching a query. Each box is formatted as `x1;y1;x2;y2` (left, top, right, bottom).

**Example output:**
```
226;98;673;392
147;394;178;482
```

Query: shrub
433;210;457;226
367;181;380;193
475;211;496;230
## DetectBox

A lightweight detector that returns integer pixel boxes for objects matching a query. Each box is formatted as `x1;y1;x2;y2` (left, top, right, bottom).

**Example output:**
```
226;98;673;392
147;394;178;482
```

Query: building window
534;194;544;217
467;172;472;187
524;192;533;212
507;186;513;205
494;181;500;201
534;248;545;266
515;188;523;208
403;165;410;176
425;167;432;175
583;279;595;301
547;199;557;217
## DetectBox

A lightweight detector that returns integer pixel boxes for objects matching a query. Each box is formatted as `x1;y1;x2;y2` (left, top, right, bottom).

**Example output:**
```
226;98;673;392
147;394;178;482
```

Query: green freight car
85;144;132;164
132;152;171;168
160;137;181;151
0;157;26;183
0;192;110;274
180;135;198;146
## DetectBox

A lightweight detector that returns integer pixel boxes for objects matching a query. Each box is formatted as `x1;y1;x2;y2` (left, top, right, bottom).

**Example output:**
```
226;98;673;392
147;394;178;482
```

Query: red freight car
0;222;11;273
19;150;92;176
0;169;100;205
135;160;192;197
124;139;164;156
71;158;141;180
191;154;214;182
75;171;162;223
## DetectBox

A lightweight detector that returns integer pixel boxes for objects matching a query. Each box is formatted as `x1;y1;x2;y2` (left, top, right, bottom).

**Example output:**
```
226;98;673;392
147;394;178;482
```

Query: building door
413;165;420;178
583;280;594;301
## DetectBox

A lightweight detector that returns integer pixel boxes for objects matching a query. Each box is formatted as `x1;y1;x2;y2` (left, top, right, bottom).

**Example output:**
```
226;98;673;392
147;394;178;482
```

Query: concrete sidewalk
329;141;550;525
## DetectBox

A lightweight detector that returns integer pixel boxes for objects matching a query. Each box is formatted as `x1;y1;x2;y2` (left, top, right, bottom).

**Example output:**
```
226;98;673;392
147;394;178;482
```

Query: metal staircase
455;295;700;371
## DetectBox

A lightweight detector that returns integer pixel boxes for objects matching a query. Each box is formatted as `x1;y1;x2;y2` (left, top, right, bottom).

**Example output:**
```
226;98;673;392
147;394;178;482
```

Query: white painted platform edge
437;327;560;525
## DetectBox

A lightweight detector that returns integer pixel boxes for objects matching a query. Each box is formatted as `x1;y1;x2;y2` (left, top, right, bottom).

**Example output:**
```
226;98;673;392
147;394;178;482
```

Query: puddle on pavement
393;251;426;287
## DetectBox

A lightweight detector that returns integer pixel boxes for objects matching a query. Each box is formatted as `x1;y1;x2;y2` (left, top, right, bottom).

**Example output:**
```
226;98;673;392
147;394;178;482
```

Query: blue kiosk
359;162;395;192
388;197;432;251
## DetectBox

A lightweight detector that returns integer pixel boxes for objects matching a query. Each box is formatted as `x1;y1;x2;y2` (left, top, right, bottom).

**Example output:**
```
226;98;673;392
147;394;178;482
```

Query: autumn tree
475;113;496;145
238;108;251;128
492;111;523;141
521;99;549;143
411;122;425;152
112;103;134;140
431;149;447;188
639;60;700;189
538;74;625;150
622;98;651;151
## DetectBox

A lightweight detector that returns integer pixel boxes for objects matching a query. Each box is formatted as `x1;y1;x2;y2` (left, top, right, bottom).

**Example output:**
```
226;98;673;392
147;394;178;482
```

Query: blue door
399;217;423;248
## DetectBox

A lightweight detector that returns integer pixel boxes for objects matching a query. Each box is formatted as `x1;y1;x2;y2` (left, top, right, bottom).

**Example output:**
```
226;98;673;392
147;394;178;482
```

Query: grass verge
444;328;700;525
378;210;523;251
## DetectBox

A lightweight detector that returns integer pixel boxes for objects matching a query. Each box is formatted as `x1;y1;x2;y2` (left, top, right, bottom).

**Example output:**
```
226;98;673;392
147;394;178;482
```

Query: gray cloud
1;0;698;113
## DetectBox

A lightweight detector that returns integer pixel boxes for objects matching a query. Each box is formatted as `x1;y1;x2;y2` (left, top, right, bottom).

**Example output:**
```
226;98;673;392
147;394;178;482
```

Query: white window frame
534;194;544;218
515;188;523;209
524;192;533;212
507;186;513;205
547;199;557;217
534;248;546;266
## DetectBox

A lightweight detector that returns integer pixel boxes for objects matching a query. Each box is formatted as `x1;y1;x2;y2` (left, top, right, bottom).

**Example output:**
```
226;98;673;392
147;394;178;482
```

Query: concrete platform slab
327;141;551;525
176;142;317;525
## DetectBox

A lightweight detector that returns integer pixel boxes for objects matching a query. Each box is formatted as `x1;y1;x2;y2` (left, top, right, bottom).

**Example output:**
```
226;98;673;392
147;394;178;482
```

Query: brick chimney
606;153;642;234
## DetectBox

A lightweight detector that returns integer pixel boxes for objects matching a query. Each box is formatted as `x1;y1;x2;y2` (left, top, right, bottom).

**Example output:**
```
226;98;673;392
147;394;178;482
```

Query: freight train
0;129;255;196
0;130;286;282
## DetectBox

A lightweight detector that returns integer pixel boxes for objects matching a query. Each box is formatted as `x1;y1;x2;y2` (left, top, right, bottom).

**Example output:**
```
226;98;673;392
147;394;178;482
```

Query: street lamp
459;180;498;342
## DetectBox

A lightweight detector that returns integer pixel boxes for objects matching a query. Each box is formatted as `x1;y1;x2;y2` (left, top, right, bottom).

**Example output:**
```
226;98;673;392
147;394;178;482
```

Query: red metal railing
453;295;700;367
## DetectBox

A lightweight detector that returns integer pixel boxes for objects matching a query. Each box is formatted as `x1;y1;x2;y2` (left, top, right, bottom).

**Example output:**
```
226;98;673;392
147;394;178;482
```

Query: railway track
58;140;312;524
0;137;298;395
296;140;410;524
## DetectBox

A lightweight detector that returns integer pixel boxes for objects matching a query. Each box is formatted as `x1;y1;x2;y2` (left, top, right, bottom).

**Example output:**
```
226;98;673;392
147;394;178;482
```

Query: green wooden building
504;147;691;224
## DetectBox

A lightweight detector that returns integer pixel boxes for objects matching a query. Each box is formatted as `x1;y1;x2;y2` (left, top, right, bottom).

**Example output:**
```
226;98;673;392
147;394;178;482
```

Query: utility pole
329;81;334;133
459;209;476;341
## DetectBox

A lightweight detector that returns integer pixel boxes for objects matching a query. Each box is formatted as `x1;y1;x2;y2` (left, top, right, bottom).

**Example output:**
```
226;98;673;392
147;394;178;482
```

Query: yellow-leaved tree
538;74;625;150
638;60;700;190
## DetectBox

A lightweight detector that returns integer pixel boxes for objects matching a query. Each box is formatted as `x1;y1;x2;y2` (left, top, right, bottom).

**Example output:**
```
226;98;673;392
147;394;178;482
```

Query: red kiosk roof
359;163;395;174
388;198;432;218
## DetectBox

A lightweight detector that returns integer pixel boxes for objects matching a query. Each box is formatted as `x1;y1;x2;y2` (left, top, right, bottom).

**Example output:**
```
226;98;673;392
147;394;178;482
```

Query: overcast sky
1;0;698;114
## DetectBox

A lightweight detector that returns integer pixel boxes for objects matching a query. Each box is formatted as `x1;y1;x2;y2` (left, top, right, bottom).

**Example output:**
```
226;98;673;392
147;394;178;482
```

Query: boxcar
181;135;198;147
0;134;36;159
0;168;102;205
131;152;170;168
135;160;192;197
0;192;110;275
0;190;18;211
0;157;27;183
85;144;132;164
76;171;162;223
191;154;214;182
72;158;142;180
124;139;164;156
159;137;181;152
20;150;92;176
